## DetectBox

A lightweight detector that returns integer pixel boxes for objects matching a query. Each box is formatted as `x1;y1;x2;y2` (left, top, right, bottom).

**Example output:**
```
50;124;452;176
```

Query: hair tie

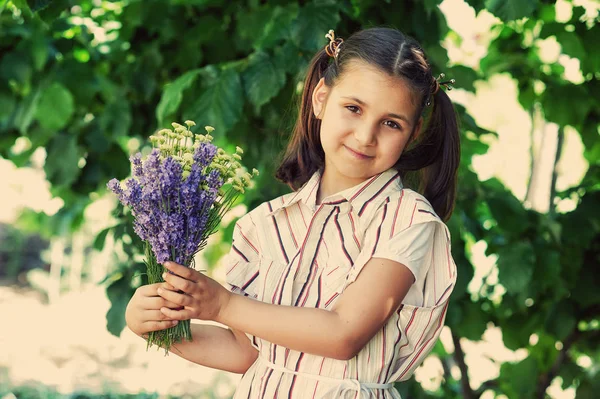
433;73;456;94
325;29;343;59
427;73;456;106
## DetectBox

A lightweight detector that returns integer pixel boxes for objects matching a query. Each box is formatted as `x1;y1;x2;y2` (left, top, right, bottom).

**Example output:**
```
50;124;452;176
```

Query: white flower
183;153;194;164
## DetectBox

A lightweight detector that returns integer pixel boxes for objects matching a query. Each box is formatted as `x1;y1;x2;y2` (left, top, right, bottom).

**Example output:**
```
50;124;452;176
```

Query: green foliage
1;0;598;398
484;0;537;21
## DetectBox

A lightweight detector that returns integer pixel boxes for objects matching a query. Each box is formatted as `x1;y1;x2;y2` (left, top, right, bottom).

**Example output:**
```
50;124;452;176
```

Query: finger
144;309;175;321
160;306;195;321
162;271;195;294
163;261;200;282
145;296;181;310
161;281;176;291
157;287;193;307
137;283;162;296
143;319;179;332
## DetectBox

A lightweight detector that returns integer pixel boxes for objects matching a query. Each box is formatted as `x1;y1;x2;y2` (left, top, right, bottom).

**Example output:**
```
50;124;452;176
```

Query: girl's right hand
125;283;181;337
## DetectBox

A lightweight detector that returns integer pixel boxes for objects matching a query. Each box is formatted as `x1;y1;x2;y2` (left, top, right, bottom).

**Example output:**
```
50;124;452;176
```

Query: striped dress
226;168;457;398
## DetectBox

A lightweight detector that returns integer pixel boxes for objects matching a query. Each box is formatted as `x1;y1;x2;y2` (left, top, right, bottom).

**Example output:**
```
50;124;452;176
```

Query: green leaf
0;51;32;85
545;301;576;341
423;0;443;16
497;241;535;293
93;226;113;251
34;82;74;131
99;98;132;141
11;0;33;16
571;261;600;308
484;182;528;235
484;0;537;22
533;248;563;296
448;299;488;340
27;0;53;13
106;275;134;337
447;65;479;93
13;85;41;133
242;51;286;112
44;134;82;188
253;5;298;50
579;25;600;75
274;42;303;75
517;79;536;110
539;4;556;23
156;69;202;126
499;356;538;397
183;68;244;135
292;3;341;51
541;83;591;129
463;0;486;13
556;31;586;60
34;0;69;22
30;35;49;71
0;92;16;123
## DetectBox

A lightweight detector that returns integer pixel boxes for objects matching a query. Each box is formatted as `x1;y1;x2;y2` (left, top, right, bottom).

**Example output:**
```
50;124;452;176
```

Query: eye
345;105;360;114
384;120;402;130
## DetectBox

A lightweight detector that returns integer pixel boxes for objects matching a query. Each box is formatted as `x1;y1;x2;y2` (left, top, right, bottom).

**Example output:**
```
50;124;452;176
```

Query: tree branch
524;106;537;206
535;329;583;399
475;379;499;398
451;331;476;399
549;126;565;217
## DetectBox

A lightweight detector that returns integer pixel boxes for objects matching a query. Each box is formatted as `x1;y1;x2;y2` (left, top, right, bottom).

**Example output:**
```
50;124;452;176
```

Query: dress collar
267;168;403;217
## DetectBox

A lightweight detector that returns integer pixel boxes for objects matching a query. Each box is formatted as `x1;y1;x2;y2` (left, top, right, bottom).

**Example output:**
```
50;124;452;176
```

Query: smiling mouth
344;145;373;159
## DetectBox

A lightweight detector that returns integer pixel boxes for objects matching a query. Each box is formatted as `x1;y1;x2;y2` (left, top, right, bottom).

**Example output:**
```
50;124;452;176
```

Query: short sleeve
224;213;261;299
347;190;456;308
222;212;262;350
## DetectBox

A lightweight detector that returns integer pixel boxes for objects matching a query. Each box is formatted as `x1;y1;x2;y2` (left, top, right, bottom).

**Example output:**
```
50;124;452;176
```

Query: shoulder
235;191;296;228
360;188;454;253
370;188;443;227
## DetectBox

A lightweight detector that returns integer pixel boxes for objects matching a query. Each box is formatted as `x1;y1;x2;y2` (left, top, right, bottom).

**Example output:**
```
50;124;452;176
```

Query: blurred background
0;0;598;398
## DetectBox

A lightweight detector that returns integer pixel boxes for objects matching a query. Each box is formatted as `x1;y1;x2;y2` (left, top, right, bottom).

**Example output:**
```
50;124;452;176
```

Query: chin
334;162;376;180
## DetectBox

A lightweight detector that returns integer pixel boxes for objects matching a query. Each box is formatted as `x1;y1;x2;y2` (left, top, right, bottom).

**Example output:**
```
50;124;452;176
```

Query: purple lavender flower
194;142;217;168
107;147;229;267
106;122;257;354
130;153;143;179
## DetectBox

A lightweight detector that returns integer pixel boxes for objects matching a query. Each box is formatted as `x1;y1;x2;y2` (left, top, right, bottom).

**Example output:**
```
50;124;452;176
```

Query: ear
312;78;330;119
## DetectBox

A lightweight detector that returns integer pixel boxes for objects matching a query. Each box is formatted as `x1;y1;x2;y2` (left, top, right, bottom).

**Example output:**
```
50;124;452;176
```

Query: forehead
333;60;417;111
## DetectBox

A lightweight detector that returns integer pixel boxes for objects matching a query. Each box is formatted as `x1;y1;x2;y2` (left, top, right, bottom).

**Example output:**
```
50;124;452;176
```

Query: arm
162;324;258;374
159;258;414;361
125;283;258;373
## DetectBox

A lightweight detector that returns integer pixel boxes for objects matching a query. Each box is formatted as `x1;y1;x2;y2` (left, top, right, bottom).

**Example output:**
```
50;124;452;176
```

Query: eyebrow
341;96;411;124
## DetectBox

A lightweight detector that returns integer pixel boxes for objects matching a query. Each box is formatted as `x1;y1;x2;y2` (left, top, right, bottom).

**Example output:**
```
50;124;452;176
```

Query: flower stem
144;241;193;355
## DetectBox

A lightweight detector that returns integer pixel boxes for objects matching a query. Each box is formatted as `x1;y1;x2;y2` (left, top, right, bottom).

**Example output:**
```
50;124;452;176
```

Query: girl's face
312;60;422;192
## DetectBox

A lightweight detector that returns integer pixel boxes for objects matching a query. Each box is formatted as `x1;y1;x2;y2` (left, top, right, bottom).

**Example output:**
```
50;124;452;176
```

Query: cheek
381;135;409;160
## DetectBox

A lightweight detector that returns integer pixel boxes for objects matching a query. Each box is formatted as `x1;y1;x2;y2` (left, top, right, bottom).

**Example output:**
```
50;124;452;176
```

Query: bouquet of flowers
107;120;257;352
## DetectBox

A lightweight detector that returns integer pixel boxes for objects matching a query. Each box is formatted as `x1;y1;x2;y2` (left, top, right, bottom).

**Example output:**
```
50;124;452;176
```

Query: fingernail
172;320;178;325
162;272;167;280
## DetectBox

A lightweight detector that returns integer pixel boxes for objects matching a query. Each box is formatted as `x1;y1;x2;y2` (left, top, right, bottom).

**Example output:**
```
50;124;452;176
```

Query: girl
125;27;459;398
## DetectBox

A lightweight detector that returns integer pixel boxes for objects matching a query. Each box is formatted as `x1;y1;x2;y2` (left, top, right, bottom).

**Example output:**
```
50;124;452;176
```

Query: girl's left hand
157;261;232;322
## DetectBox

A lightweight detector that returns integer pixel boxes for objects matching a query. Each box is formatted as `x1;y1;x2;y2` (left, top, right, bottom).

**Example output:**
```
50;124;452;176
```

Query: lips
344;145;373;159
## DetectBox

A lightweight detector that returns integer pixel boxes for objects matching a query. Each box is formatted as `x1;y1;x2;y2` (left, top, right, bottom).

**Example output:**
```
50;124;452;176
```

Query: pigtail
275;49;332;190
417;89;460;221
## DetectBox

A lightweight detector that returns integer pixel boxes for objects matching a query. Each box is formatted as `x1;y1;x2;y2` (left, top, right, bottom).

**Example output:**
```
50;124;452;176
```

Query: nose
353;124;377;146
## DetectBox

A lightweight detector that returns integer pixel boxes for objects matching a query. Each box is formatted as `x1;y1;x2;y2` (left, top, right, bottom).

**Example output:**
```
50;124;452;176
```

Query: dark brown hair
275;27;460;221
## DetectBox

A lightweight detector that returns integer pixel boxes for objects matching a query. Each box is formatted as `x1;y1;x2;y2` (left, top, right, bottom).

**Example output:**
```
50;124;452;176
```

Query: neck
316;166;365;205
